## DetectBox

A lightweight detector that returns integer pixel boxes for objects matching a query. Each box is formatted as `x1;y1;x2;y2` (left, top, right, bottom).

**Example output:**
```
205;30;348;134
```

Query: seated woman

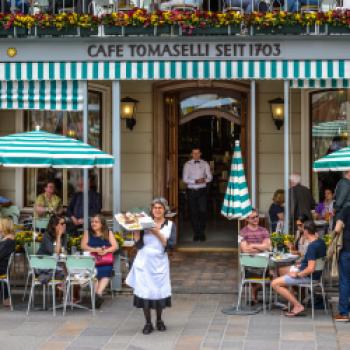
81;214;118;308
315;188;334;229
126;198;176;335
37;215;67;256
271;221;326;317
269;189;284;232
0;218;16;307
37;215;67;289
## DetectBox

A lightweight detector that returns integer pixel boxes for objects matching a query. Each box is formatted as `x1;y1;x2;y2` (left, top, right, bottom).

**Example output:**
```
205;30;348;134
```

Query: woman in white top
126;198;176;335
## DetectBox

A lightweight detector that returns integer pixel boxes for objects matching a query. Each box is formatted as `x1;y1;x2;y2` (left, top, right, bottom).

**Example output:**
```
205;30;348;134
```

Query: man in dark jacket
67;177;102;234
334;171;350;221
289;173;315;229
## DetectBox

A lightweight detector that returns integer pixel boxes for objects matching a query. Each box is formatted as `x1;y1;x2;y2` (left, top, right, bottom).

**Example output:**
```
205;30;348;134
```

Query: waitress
126;198;176;335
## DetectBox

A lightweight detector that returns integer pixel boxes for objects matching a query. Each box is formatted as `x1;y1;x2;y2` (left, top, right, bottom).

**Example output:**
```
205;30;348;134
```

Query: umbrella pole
33;168;37;252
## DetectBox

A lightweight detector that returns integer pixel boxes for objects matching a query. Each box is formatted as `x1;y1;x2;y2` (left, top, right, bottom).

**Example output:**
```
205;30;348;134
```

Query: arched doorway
153;81;250;248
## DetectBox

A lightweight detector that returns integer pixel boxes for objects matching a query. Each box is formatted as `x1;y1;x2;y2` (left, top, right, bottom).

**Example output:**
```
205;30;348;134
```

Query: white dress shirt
182;159;213;189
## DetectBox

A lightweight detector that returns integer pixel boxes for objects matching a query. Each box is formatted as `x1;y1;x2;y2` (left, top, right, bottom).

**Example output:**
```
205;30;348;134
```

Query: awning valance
0;80;83;111
290;79;350;88
0;60;349;81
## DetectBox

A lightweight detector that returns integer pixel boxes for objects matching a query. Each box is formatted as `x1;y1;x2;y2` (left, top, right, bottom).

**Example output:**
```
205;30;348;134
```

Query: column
112;80;121;230
111;80;122;291
250;80;256;208
284;80;290;234
82;81;89;231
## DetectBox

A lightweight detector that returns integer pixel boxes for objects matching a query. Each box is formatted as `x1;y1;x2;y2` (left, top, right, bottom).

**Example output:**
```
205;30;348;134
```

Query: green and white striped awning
0;60;350;81
0;130;114;168
0;80;83;111
291;79;350;88
314;146;350;172
221;141;252;220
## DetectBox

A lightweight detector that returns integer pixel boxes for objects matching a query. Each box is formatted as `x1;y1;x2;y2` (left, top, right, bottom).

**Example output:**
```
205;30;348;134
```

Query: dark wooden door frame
152;80;251;210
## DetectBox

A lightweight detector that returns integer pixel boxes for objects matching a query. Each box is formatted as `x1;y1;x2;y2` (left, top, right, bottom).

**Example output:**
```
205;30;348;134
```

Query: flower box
79;27;98;37
0;27;27;37
253;24;307;35
103;25;123;36
326;24;350;34
35;26;78;37
124;25;155;36
155;24;173;36
186;26;230;36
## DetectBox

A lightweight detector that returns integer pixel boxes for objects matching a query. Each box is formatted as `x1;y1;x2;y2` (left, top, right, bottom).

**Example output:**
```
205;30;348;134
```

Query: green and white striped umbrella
0;130;114;168
221;141;252;219
313;146;350;172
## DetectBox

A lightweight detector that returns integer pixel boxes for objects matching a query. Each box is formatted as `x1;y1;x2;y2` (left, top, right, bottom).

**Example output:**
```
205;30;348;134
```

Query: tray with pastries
115;212;155;231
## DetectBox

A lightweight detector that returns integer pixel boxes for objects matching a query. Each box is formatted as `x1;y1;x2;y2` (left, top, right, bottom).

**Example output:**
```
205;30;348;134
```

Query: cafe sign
87;42;282;59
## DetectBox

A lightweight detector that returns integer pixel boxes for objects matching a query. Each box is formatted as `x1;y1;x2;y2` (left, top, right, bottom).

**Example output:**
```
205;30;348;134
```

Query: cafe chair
22;243;39;301
237;253;272;313
63;255;96;316
297;257;327;319
33;217;50;233
26;255;59;316
0;253;14;311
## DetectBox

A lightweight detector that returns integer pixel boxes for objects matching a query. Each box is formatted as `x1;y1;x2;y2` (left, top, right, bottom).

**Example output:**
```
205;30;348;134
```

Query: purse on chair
91;252;114;266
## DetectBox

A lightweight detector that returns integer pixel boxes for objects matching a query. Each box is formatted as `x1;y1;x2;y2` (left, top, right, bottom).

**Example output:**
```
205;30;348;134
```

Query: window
311;89;350;202
24;91;103;207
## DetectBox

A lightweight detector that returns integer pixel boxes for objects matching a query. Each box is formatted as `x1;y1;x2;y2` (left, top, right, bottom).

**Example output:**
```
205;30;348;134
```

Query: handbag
91;252;114;267
327;229;343;278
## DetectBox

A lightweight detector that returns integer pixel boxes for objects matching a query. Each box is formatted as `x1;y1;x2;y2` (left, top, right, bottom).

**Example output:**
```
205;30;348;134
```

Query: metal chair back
29;255;57;271
66;255;95;273
240;253;270;269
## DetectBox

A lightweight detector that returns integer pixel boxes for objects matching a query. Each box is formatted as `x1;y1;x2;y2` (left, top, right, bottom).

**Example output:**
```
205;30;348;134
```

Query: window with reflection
311;89;350;202
180;93;241;120
24;91;103;207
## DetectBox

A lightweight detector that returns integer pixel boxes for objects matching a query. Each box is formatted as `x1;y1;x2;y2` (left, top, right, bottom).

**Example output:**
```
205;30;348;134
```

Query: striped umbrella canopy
221;141;252;219
0;130;114;168
313;146;350;172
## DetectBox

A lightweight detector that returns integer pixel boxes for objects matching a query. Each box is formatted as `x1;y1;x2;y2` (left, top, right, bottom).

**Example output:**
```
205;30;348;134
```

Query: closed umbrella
221;140;254;315
221;140;252;219
0;128;114;246
313;146;350;172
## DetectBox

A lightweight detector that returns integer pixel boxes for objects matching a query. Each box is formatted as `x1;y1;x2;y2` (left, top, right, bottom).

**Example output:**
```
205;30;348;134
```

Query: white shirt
182;159;213;189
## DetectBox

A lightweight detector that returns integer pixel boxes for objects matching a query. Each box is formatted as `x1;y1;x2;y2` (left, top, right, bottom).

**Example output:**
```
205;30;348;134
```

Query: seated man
239;209;271;304
271;221;326;317
67;177;102;233
35;181;62;218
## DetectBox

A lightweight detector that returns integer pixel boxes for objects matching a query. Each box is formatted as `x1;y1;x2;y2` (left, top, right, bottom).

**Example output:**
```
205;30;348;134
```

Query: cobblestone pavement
170;252;237;294
0;293;346;350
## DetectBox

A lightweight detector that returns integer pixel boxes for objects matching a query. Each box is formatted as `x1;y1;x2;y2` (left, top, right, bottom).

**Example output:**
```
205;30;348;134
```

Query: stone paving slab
0;294;345;350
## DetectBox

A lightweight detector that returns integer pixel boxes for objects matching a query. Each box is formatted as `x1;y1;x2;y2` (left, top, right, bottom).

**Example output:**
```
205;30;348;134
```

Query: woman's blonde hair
272;189;284;205
0;217;15;237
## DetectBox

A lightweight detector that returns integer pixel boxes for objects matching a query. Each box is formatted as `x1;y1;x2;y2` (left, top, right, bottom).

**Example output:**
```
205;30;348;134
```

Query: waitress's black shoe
156;320;166;331
142;323;154;335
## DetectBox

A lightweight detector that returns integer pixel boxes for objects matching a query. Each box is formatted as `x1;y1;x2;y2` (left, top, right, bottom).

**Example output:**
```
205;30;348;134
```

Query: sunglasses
249;215;259;220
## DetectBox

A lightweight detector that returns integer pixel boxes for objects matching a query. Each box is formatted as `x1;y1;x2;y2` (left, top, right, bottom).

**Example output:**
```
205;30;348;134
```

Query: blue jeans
339;251;350;316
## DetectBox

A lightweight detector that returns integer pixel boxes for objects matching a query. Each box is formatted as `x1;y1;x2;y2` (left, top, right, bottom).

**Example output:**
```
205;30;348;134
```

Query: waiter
183;147;213;242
